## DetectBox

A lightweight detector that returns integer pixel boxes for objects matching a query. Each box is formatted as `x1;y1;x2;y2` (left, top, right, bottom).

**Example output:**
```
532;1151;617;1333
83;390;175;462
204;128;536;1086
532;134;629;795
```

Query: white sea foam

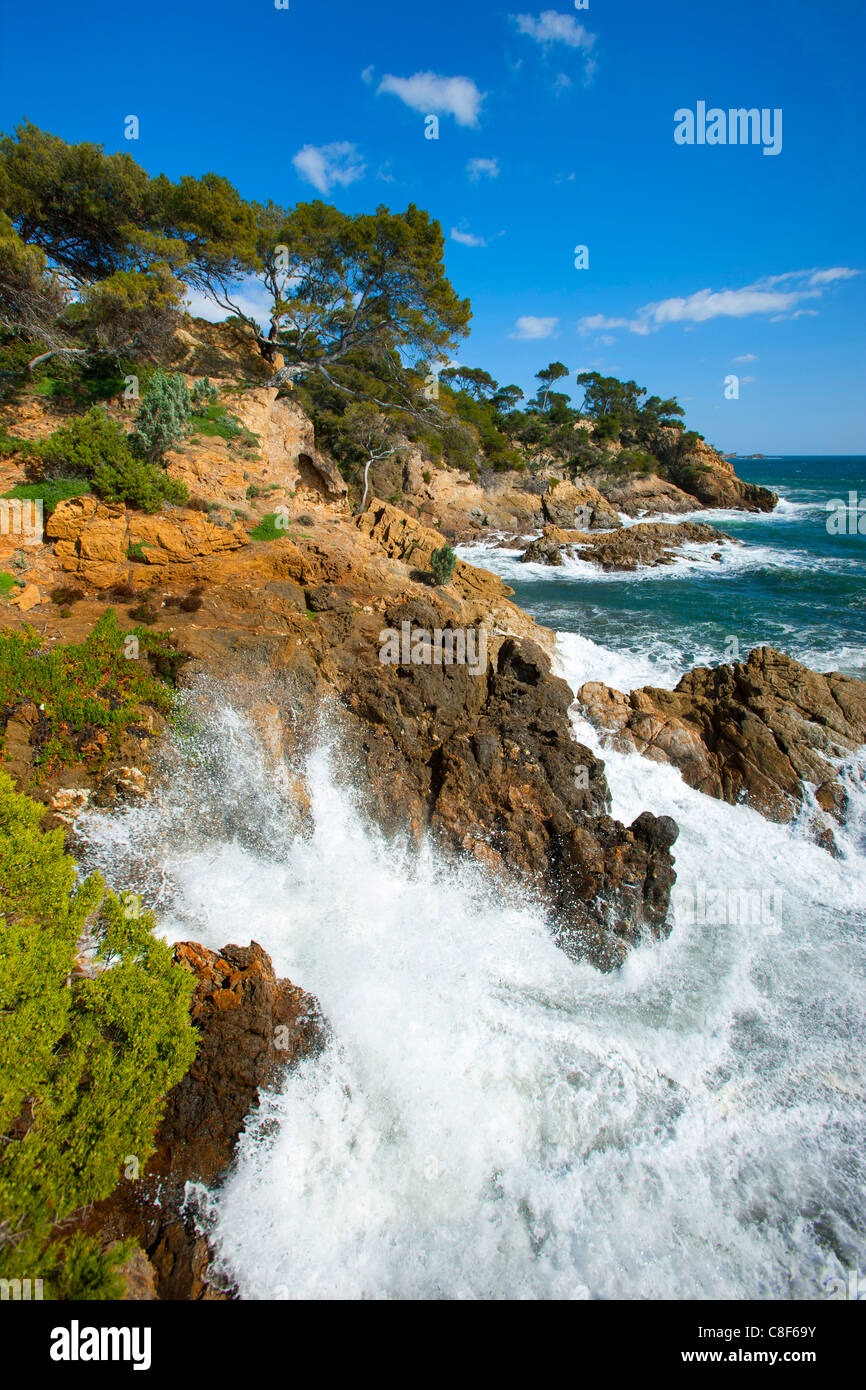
74;665;866;1300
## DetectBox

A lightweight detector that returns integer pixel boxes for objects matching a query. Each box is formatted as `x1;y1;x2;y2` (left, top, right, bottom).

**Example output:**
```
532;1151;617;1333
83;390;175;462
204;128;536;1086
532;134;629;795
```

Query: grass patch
189;404;258;448
2;479;91;517
0;572;16;597
248;512;289;542
0;610;186;771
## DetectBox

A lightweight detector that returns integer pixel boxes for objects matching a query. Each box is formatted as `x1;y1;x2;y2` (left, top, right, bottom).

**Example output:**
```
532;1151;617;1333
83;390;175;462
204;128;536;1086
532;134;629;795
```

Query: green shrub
128;603;159;625
430;544;457;586
92;451;188;513
0;770;197;1297
249;511;288;542
20;377;178;518
36;406;131;480
190;377;219;412
189;403;255;446
0;610;179;770
134;370;191;461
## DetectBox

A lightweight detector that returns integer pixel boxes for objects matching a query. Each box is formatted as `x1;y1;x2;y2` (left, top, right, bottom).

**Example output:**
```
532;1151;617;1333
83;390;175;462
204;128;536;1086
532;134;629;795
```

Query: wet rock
521;521;729;571
578;646;866;834
88;940;325;1299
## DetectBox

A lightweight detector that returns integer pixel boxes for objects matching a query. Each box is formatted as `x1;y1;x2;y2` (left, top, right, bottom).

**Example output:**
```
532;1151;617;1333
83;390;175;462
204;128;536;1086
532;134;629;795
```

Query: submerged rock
520;520;728;570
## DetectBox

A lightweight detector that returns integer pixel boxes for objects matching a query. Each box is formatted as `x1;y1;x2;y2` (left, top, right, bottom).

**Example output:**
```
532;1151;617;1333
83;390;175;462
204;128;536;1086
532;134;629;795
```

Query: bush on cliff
430;544;457;586
0;609;180;771
0;770;197;1297
30;405;188;512
134;369;191;461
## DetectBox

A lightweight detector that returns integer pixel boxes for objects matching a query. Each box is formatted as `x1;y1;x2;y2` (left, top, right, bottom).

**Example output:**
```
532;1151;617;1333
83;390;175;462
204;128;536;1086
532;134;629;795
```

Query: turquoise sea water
462;457;866;683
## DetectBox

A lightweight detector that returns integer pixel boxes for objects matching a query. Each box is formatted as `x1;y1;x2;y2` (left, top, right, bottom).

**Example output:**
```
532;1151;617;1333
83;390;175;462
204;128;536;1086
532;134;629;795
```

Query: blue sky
1;0;864;452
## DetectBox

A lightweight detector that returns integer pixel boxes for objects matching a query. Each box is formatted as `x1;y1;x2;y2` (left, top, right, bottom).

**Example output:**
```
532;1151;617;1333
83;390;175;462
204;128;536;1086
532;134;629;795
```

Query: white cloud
466;157;499;180
740;375;756;384
184;280;274;332
512;11;597;82
652;287;808;324
510;315;559;339
808;266;860;286
451;227;487;247
578;267;859;336
292;141;366;194
377;72;483;127
734;353;757;362
361;65;375;85
513;11;595;49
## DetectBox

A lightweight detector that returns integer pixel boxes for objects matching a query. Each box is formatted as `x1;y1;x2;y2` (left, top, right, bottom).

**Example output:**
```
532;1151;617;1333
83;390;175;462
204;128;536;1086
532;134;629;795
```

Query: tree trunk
357;457;373;515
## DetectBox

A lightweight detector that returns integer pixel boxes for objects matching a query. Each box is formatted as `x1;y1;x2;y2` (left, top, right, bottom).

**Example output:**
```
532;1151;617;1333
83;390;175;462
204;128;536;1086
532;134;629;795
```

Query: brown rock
522;520;729;571
8;582;42;611
541;481;622;531
578;647;866;834
89;940;325;1299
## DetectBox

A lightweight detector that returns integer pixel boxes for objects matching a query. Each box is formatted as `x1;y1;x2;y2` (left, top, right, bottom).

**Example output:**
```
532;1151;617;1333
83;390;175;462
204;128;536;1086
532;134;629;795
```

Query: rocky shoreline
2;320;863;1299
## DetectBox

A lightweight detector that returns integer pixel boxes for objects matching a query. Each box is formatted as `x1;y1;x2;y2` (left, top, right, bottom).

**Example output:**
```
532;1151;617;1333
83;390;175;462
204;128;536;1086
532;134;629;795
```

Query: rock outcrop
541;481;622;531
652;431;778;512
85;940;324;1299
578;647;866;839
47;496;249;588
521;520;728;570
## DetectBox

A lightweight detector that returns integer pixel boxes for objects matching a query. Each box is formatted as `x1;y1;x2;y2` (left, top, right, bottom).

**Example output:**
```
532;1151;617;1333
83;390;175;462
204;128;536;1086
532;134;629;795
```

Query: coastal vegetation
0;769;197;1297
0;122;703;497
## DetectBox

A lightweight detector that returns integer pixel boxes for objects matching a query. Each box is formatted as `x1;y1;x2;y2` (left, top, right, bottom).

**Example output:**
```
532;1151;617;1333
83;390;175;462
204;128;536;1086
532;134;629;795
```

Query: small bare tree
339;403;401;514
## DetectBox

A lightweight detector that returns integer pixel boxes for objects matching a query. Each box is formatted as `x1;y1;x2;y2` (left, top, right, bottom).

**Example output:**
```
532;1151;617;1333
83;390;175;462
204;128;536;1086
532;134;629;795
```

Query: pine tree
0;772;197;1297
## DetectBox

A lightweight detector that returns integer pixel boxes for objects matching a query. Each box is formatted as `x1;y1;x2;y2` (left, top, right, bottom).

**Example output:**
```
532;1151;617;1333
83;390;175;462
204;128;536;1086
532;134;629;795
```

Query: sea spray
74;663;866;1299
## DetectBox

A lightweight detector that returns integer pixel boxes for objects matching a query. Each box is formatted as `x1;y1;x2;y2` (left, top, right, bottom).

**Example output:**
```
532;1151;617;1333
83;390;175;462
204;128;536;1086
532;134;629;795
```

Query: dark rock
578;646;866;841
87;940;325;1299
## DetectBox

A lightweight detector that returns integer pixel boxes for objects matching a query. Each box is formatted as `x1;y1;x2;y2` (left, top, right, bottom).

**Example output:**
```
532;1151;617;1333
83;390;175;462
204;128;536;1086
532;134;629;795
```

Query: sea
77;455;866;1300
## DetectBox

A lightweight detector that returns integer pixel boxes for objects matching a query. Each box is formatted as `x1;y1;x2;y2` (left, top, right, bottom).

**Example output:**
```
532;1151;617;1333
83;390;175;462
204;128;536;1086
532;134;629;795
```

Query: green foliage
189;402;256;447
92;449;188;513
0;122;257;294
28;405;186;512
2;479;91;517
575;372;685;449
190;377;219;412
36;405;131;480
0;770;197;1297
247;199;470;386
134;369;190;461
430;543;457;586
0;572;15;596
535;361;569;410
28;353;128;404
0;610;179;771
249;511;288;542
